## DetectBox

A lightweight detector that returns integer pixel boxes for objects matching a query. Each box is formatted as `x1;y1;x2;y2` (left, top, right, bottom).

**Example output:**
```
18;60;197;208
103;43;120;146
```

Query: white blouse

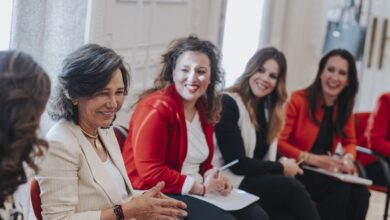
102;157;129;200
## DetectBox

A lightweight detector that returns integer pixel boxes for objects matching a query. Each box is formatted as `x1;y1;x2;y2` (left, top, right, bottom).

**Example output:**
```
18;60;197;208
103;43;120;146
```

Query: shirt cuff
181;176;195;195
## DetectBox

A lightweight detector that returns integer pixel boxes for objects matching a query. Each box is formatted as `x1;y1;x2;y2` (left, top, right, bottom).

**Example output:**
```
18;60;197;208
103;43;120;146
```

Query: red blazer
367;92;390;157
278;90;356;159
122;84;214;194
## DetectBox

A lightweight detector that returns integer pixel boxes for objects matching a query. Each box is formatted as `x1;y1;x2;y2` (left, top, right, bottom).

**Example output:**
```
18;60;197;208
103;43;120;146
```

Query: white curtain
10;0;88;133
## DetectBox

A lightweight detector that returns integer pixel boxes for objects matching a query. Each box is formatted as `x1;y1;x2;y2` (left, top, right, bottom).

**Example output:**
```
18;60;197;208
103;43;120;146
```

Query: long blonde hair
226;47;287;144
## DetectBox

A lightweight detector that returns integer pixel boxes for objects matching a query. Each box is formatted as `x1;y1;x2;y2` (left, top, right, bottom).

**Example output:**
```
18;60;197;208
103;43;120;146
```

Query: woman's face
320;55;349;104
172;51;211;108
249;59;279;99
78;69;125;131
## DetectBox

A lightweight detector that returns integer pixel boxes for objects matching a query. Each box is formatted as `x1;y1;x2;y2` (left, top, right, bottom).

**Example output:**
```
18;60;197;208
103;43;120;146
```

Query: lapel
98;127;134;194
68;123;132;204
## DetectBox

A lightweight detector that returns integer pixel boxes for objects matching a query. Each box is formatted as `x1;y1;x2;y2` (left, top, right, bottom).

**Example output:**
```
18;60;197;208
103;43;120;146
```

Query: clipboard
189;188;259;211
302;165;372;186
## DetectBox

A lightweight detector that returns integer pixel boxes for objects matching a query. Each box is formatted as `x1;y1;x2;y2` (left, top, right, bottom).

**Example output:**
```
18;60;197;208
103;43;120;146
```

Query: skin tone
172;51;232;196
76;69;187;219
303;55;355;174
249;59;303;176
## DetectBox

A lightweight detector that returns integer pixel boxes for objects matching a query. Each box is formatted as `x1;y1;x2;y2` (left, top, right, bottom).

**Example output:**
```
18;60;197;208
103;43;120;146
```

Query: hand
204;169;231;196
340;157;357;175
309;154;344;172
279;157;304;176
123;181;187;220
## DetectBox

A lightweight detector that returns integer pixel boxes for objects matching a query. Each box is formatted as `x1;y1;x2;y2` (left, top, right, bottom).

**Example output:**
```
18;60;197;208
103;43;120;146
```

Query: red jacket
278;90;356;159
122;84;214;194
367;93;390;157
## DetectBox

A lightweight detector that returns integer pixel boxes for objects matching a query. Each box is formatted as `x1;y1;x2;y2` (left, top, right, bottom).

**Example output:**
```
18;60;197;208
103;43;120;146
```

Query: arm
278;94;305;159
131;102;186;194
370;94;390;156
38;140;101;220
341;113;357;157
215;95;283;176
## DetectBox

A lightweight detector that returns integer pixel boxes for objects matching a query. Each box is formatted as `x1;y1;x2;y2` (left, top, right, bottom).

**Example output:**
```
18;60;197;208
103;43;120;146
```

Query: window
0;0;13;50
221;0;265;87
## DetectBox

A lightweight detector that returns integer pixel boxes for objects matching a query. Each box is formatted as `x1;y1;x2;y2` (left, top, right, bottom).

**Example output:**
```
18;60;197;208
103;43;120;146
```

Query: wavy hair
139;35;223;123
49;44;130;124
0;51;50;207
227;47;287;144
305;49;359;137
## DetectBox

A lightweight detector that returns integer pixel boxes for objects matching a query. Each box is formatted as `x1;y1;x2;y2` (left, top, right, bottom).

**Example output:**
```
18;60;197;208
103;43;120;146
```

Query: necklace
80;127;103;151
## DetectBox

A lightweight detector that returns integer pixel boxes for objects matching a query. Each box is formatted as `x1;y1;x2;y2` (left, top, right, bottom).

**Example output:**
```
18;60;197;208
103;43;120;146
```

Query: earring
72;100;78;105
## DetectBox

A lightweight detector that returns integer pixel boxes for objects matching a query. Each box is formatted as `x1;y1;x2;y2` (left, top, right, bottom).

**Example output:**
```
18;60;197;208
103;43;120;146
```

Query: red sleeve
131;102;186;194
341;114;357;157
369;94;390;156
278;94;304;159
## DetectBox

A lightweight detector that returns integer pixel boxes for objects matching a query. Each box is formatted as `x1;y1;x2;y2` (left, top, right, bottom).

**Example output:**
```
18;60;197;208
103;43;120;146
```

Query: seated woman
214;47;320;220
37;44;187;220
0;51;50;220
122;36;268;220
365;92;390;186
278;49;370;220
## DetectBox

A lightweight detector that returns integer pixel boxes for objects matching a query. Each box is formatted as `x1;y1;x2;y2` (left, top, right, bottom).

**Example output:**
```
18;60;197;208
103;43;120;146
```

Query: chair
30;178;42;220
354;112;390;220
113;125;129;150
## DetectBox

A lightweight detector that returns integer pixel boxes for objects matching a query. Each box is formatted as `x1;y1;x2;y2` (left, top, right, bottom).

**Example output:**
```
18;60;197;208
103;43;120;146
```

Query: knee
353;186;371;201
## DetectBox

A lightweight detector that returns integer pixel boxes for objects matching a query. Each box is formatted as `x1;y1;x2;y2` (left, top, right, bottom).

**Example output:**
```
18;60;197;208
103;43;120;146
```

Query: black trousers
297;170;370;220
167;194;269;220
239;174;321;220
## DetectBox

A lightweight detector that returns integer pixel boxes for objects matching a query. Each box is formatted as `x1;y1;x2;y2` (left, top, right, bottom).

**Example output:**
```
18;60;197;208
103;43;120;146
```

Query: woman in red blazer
122;36;268;220
278;49;370;220
365;92;390;186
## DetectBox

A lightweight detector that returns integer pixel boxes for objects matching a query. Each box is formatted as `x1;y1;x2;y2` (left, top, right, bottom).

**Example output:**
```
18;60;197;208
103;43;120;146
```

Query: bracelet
201;184;206;196
113;204;124;220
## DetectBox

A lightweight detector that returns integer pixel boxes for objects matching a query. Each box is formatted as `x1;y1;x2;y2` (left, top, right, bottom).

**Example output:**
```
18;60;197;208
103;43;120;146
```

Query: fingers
145;181;165;197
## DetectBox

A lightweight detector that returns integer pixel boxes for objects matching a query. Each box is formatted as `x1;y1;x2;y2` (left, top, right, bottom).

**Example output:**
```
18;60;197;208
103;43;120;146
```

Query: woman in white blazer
37;44;187;220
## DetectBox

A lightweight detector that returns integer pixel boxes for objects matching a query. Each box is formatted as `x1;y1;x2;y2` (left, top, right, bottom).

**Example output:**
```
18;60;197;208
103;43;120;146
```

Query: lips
255;81;268;90
98;111;115;118
185;83;200;93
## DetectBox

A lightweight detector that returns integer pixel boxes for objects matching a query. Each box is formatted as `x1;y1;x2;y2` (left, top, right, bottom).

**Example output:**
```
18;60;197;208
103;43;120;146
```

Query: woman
0;51;50;220
278;49;370;220
214;47;320;220
364;92;390;186
122;36;268;220
38;44;187;220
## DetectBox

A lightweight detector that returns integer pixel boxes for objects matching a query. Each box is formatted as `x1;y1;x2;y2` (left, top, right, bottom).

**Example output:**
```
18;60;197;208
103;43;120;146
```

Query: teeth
255;82;266;90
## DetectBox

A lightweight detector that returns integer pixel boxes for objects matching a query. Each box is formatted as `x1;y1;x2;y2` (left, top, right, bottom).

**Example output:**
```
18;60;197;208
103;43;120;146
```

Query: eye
270;73;279;80
197;70;206;75
96;92;109;97
327;66;335;72
258;67;265;73
181;68;189;72
339;70;348;76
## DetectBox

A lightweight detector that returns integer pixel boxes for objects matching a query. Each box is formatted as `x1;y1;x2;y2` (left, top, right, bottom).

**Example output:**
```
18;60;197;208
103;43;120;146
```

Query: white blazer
37;120;134;220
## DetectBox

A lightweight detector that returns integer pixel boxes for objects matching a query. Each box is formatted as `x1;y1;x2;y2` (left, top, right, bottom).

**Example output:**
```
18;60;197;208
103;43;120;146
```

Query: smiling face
249;59;279;99
320;55;349;105
172;51;211;108
78;68;125;132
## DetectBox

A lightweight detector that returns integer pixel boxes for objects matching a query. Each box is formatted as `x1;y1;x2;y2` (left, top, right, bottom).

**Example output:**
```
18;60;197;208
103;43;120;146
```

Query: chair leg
384;183;390;220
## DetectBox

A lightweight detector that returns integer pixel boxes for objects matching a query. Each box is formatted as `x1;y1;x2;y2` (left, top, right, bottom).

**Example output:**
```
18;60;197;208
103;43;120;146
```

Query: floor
367;190;387;220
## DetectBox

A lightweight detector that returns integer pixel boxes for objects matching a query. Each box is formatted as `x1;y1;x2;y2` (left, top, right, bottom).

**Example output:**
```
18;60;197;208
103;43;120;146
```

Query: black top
311;105;334;155
214;94;283;176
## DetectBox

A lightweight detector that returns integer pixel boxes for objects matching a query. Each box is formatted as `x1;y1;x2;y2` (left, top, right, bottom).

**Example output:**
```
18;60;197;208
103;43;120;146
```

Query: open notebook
189;188;259;211
303;165;373;186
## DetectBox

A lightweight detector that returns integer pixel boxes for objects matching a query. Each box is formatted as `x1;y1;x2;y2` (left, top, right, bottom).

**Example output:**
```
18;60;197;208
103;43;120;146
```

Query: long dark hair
0;51;50;207
139;35;223;123
305;49;358;137
227;47;287;144
49;44;130;124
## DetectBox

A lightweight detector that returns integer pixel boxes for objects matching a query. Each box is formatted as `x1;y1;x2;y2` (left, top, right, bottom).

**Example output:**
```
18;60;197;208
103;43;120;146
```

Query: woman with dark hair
122;36;268;220
0;50;50;219
37;44;187;220
278;49;370;220
214;47;320;220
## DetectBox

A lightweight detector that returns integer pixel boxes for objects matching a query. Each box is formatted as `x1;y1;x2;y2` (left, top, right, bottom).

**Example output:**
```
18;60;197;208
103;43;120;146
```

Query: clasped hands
311;153;356;175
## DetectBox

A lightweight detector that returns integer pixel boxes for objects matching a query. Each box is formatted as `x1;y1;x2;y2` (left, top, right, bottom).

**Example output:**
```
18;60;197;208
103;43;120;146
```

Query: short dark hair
305;48;359;137
49;44;130;123
0;50;50;208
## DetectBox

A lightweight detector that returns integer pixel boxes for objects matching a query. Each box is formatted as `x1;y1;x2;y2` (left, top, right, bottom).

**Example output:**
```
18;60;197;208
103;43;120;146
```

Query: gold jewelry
80;127;103;151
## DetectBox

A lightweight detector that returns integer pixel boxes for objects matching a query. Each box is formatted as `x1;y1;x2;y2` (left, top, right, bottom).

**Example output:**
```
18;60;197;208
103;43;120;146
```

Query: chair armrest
356;146;390;184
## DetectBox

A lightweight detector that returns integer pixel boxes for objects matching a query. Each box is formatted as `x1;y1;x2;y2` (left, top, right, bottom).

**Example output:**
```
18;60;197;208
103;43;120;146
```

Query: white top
0;195;23;220
181;111;209;195
102;157;129;200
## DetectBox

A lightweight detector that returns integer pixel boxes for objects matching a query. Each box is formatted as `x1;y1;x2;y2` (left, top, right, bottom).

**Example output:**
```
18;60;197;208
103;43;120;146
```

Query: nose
106;95;118;109
187;69;197;81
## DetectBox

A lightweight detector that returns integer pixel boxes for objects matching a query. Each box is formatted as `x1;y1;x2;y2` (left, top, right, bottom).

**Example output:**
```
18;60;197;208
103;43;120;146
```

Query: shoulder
45;120;81;156
378;92;390;104
222;93;239;107
290;89;307;102
138;89;178;112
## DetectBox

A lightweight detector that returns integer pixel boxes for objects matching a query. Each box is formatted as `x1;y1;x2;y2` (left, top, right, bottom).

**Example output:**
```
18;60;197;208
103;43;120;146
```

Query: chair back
354;112;377;166
30;178;42;220
113;125;128;150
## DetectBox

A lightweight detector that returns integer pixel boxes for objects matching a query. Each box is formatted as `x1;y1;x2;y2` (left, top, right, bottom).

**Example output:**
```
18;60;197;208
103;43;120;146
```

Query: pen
296;158;305;165
219;159;239;172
